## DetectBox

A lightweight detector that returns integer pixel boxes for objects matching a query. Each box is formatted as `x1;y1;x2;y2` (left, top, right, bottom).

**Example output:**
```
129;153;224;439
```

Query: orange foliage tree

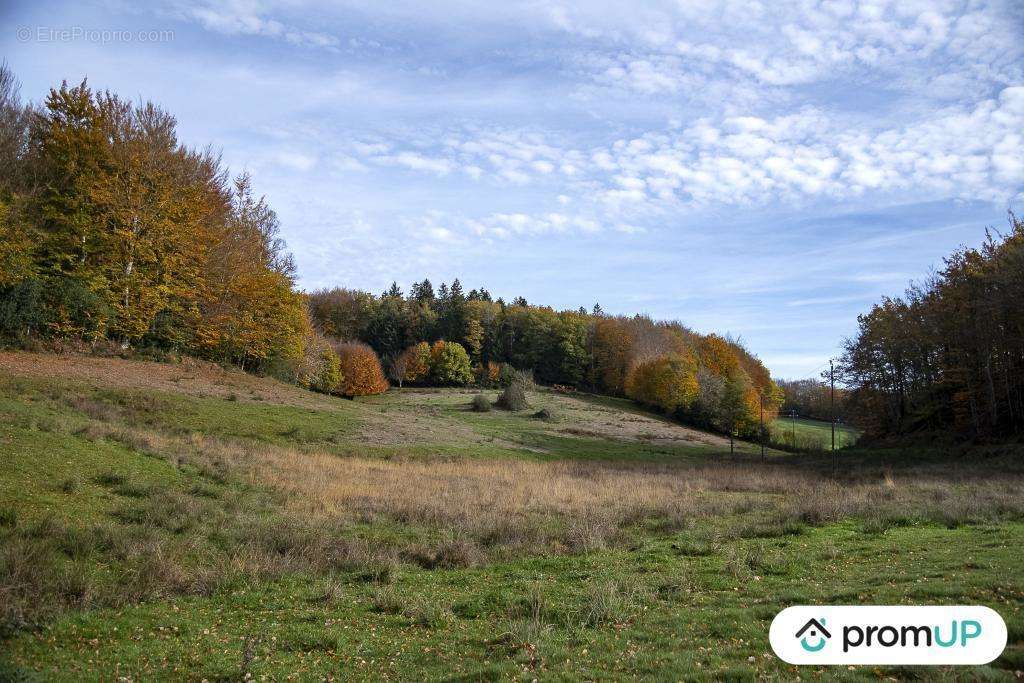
397;341;431;385
334;341;389;396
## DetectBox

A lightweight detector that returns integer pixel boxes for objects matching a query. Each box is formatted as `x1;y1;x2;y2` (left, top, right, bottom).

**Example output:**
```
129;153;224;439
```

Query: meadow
1;351;1022;681
769;415;861;451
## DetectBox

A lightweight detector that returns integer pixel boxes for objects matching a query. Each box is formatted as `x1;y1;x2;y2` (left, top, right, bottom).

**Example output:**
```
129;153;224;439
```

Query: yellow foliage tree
625;352;699;414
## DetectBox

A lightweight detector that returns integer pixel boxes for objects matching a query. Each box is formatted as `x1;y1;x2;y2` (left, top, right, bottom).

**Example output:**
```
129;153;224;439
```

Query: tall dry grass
6;392;1024;629
97;417;1024;554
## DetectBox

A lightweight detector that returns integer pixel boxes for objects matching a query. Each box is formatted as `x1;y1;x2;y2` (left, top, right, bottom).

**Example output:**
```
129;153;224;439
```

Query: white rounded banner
769;605;1007;665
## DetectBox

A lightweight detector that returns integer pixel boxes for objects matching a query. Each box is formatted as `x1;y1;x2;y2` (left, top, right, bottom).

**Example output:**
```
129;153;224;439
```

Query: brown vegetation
333;341;388;396
0;350;330;407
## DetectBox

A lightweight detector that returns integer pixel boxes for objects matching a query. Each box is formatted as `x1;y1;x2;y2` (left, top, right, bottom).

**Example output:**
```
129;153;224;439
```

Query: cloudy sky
3;1;1022;378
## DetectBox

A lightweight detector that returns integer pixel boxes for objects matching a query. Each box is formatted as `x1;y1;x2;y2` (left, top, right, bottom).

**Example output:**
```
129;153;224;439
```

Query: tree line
0;65;783;441
0;66;339;393
838;215;1024;441
307;282;784;438
777;378;849;423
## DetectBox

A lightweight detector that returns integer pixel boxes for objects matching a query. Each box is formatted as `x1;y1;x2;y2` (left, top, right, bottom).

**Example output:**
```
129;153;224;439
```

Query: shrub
0;276;106;343
497;381;528;411
0;278;47;341
429;340;474;386
45;277;109;341
511;368;535;390
333;342;389;396
470;394;492;412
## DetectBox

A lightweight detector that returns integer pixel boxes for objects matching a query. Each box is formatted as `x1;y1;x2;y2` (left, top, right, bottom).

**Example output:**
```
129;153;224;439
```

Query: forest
0;67;333;389
838;215;1024;441
306;283;783;438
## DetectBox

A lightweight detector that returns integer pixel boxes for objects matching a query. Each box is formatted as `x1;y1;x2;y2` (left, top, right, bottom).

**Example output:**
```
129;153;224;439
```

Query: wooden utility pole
759;393;765;461
830;358;837;476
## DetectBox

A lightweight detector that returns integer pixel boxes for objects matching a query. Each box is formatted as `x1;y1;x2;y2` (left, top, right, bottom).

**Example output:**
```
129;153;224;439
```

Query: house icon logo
796;618;831;652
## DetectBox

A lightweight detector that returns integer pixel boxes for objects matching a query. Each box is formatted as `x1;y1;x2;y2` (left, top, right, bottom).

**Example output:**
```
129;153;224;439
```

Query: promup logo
795;618;830;652
770;606;1006;665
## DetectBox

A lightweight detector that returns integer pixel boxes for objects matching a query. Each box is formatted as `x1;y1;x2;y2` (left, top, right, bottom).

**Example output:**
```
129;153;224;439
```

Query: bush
46;277;109;340
497;381;528;411
429;340;474;386
0;278;47;341
511;368;535;390
333;342;389;396
470;394;491;412
0;276;104;343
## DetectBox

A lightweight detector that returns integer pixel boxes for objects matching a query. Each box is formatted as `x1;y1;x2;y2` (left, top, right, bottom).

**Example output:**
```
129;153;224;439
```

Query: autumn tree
334;341;389;396
429;340;474;386
91;94;214;343
295;331;342;394
25;79;109;287
195;173;307;371
397;341;431;386
625;353;699;414
839;214;1024;440
589;317;633;394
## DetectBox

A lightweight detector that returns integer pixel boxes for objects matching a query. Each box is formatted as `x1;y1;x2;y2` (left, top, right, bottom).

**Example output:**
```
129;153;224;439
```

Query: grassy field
1;351;1023;681
770;415;861;450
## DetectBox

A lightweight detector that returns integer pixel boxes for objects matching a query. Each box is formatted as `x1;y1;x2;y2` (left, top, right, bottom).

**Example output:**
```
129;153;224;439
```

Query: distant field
2;352;1022;681
770;415;860;450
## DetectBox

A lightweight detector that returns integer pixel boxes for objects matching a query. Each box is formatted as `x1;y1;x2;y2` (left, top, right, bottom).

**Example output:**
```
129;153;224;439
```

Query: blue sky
3;1;1022;378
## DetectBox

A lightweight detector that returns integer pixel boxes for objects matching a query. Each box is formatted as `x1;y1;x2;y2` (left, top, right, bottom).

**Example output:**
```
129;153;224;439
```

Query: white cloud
340;81;1020;214
172;0;340;49
375;152;453;175
276;151;317;172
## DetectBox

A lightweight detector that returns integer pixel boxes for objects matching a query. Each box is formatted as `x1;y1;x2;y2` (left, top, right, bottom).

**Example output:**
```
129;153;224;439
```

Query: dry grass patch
0;351;332;408
77;411;1024;555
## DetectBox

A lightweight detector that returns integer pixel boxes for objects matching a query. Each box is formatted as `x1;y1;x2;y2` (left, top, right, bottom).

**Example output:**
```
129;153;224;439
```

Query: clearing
771;414;861;450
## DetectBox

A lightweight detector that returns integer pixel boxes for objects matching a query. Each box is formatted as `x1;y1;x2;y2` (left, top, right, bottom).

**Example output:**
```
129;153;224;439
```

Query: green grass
4;523;1021;680
770;415;861;450
1;360;1022;681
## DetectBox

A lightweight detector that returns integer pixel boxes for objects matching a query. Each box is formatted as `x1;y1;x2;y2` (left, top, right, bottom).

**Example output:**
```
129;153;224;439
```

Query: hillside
2;353;1023;680
0;350;748;460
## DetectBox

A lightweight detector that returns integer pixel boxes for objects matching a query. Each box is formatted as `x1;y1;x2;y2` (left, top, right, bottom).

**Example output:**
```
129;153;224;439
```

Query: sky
2;1;1022;379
